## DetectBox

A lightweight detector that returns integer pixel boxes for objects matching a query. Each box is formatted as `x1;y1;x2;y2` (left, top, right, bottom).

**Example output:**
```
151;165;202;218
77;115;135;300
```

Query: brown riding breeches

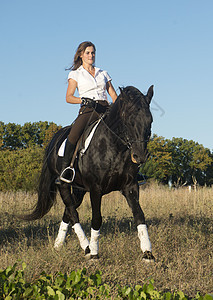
67;100;109;145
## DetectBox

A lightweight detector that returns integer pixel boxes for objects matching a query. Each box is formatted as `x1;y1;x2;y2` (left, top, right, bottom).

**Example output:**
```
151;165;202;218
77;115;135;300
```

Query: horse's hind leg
54;217;69;250
121;184;154;261
54;185;89;253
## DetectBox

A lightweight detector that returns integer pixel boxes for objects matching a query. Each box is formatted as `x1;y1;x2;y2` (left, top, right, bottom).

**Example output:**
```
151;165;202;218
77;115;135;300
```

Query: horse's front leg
54;185;89;254
89;188;102;259
122;183;155;261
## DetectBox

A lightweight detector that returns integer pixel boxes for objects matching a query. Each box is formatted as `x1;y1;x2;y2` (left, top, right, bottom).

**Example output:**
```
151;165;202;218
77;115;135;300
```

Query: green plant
1;262;212;299
0;262;110;299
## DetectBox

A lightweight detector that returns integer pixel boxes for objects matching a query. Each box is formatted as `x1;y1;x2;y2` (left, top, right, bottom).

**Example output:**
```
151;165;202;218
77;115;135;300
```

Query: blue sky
1;0;212;150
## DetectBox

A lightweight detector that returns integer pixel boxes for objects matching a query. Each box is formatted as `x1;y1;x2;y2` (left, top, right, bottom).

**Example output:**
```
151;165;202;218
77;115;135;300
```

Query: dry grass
0;184;212;297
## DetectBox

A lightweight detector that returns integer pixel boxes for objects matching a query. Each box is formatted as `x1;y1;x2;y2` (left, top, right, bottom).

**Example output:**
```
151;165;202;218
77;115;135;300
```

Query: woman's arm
106;81;117;103
66;79;82;104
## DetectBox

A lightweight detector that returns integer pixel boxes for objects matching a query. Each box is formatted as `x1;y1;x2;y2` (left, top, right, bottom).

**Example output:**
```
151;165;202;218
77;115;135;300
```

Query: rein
101;118;148;151
101;95;149;150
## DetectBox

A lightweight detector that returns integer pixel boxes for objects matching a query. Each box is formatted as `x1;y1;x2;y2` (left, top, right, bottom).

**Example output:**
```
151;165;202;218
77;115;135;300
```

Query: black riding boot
56;140;76;184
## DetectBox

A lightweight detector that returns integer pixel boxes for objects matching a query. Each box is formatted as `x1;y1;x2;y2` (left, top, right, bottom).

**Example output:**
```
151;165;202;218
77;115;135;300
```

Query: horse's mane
106;86;149;129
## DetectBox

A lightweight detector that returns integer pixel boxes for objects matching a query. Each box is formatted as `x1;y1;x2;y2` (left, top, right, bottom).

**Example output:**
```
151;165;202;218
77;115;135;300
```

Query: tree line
0;121;62;150
0;121;61;191
140;134;213;187
0;122;212;191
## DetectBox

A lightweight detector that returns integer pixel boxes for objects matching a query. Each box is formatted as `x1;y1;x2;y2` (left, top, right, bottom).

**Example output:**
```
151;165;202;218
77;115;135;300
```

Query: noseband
123;126;149;164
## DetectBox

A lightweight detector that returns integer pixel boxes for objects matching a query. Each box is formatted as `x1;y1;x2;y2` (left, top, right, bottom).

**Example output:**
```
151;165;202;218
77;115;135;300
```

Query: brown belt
94;100;109;106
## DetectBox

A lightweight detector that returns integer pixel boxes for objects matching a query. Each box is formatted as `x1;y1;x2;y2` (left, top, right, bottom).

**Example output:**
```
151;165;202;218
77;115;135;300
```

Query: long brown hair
67;41;96;71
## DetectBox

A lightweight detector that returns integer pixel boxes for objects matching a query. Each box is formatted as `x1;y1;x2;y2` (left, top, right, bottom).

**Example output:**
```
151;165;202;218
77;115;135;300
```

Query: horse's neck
104;105;128;141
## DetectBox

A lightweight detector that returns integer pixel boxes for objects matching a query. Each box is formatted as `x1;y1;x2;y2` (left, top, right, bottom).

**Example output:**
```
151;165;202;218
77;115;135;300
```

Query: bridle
92;89;151;163
101;113;149;164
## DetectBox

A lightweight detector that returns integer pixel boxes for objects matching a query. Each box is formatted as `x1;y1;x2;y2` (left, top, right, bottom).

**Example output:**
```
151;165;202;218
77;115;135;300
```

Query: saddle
58;118;101;159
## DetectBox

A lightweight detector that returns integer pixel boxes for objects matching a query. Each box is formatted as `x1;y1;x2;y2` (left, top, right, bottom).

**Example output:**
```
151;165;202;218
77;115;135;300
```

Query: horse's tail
21;151;57;221
20;125;71;221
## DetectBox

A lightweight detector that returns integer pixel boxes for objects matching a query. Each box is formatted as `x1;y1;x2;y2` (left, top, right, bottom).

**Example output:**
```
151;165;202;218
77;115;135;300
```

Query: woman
58;41;117;184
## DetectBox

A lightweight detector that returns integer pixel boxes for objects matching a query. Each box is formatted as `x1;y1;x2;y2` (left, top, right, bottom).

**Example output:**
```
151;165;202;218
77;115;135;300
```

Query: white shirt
68;66;112;101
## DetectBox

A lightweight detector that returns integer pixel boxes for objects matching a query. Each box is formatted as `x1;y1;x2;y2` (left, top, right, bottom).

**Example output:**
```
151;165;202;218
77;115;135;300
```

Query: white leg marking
54;221;69;250
137;224;152;252
89;228;100;255
72;223;89;251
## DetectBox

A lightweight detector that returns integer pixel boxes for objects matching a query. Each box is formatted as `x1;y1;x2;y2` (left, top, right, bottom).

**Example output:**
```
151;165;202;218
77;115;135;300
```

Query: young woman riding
57;41;117;184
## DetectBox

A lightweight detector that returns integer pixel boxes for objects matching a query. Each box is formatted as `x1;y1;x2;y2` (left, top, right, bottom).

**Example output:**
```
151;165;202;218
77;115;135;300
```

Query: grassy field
0;184;212;297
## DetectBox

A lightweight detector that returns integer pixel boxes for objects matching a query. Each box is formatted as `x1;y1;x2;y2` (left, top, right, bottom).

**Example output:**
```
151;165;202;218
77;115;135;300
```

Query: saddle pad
58;138;67;157
58;119;101;157
80;119;101;155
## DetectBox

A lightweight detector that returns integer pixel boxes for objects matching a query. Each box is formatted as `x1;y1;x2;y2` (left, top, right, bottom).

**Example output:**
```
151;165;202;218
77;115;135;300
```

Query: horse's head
119;85;153;165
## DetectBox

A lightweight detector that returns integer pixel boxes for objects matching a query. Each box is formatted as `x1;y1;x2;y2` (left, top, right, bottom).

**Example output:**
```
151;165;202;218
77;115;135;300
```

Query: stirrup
60;167;75;183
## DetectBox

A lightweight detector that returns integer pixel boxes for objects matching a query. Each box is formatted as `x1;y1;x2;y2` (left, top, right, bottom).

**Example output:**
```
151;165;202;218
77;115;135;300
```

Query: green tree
43;122;62;148
141;135;213;186
0;121;62;149
0;121;4;148
0;121;62;191
2;123;22;150
140;135;173;182
35;121;52;147
0;146;43;191
21;122;41;148
205;152;213;185
168;138;212;185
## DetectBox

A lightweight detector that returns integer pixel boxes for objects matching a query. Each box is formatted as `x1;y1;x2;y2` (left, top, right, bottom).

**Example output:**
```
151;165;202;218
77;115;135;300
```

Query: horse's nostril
131;153;138;164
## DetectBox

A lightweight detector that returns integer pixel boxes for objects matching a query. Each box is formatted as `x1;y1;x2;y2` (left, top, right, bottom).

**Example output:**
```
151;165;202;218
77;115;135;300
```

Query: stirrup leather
60;166;75;183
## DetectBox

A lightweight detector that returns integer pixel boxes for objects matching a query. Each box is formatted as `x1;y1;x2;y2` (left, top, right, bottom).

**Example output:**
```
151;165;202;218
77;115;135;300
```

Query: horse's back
47;126;71;154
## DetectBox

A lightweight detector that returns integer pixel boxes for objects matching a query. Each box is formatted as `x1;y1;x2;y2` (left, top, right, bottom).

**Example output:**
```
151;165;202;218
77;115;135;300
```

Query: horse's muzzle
131;150;149;164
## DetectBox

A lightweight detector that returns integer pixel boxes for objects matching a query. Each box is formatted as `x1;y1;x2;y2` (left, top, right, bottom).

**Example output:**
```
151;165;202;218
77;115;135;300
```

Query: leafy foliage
141;135;213;186
0;121;62;150
0;262;212;299
0;122;62;191
0;146;43;191
141;135;173;182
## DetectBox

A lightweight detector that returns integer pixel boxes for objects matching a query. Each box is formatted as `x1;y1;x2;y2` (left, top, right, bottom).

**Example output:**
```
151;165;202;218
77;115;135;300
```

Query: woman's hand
81;97;95;108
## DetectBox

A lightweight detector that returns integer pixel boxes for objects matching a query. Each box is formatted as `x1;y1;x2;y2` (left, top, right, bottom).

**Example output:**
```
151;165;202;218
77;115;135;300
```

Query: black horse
23;85;154;261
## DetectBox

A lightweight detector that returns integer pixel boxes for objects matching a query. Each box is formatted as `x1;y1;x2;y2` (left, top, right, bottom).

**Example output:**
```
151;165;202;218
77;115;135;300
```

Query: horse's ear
119;87;126;100
146;85;154;104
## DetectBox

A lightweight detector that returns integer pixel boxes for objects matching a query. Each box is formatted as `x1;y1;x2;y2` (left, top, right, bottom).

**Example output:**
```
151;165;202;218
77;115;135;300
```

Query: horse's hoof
54;241;64;251
142;251;155;262
84;246;91;259
85;246;90;255
90;254;99;260
85;254;99;261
